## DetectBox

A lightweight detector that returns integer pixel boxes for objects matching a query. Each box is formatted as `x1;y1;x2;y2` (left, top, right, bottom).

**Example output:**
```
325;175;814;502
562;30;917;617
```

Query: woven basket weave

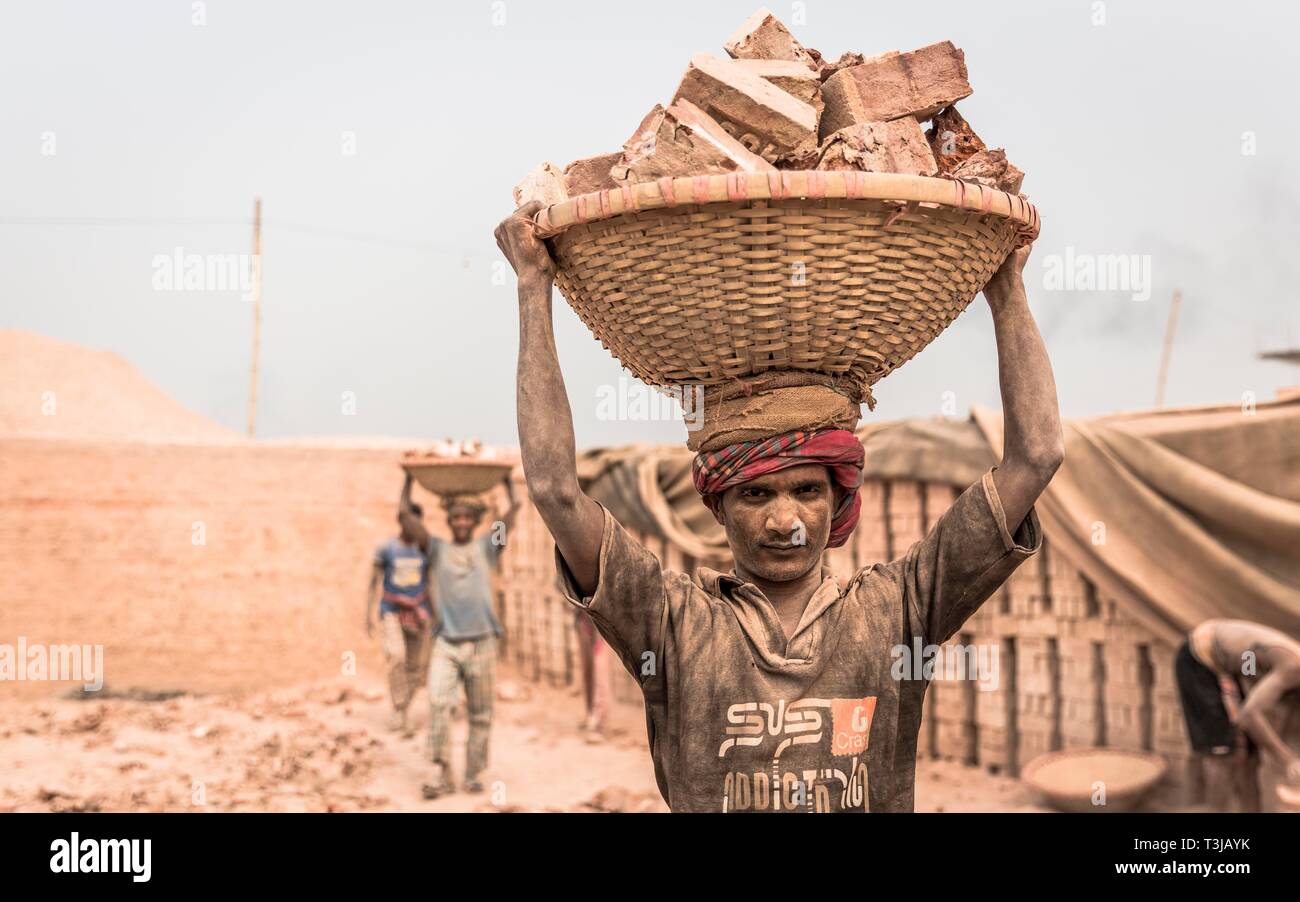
401;459;513;496
535;171;1039;398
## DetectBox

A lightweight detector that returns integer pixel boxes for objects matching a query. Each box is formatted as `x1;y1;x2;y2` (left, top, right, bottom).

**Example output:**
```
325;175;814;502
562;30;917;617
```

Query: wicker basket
1021;748;1167;813
401;458;514;496
534;171;1040;397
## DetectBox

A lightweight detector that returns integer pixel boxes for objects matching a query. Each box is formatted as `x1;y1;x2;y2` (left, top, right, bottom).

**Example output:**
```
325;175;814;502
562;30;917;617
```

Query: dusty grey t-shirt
554;467;1041;813
428;535;504;641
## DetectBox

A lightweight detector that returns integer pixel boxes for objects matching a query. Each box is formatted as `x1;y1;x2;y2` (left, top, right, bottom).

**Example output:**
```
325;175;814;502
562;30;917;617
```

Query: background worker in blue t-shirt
400;471;519;797
366;500;434;735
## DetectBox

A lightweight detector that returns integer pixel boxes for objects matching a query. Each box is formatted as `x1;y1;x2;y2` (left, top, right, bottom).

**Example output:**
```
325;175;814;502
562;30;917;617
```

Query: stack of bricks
1101;602;1154;752
1150;639;1195;803
1005;548;1047;621
1049;554;1093;625
547;590;573;687
1151;639;1190;757
514;8;1025;208
931;635;978;763
922;483;959;542
496;474;542;668
851;480;890;572
1031;545;1058;620
1058;636;1106;749
1015;636;1060;766
975;636;1018;775
886;480;927;561
968;477;1025;774
495;471;584;689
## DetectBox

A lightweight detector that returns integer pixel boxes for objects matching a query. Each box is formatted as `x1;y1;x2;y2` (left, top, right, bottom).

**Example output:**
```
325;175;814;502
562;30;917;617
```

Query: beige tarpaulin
577;444;729;561
973;393;1300;644
578;391;1300;641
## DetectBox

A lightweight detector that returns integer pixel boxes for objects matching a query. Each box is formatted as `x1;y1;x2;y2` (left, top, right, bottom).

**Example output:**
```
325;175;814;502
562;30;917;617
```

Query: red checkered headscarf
691;428;865;548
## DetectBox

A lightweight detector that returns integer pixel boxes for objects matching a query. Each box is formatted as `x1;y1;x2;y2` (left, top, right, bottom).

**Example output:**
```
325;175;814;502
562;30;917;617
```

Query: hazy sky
3;0;1298;448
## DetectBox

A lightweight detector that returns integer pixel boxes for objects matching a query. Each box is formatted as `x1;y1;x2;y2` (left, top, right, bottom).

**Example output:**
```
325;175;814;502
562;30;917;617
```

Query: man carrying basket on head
495;200;1063;812
399;474;520;798
366;500;435;735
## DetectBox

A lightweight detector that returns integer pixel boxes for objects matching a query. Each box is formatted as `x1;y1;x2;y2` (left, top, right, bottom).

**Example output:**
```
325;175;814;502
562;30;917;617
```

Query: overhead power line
0;215;481;257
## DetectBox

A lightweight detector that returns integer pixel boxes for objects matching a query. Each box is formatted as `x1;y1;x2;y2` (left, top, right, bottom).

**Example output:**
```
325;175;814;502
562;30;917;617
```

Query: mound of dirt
0;330;236;442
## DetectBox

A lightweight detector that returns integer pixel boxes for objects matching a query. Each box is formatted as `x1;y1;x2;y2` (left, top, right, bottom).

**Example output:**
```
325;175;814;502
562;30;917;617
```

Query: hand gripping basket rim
401;458;515;497
531;171;1040;396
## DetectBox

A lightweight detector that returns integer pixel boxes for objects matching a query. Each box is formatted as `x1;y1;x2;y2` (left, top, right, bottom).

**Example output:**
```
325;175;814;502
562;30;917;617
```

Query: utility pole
246;198;263;437
1155;288;1182;408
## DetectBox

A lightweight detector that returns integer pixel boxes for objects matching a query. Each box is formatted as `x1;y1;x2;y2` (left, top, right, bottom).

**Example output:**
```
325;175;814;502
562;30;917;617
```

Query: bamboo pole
1155;289;1182;408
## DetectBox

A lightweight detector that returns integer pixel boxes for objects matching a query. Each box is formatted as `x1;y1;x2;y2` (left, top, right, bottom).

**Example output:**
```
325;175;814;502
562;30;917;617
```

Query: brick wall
1;437;424;696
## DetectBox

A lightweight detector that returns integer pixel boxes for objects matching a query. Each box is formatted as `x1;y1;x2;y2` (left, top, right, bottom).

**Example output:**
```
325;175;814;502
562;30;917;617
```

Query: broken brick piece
613;99;775;186
562;153;621;196
925;106;987;175
807;48;867;83
951;148;1024;193
723;7;819;71
672;53;818;162
820;42;972;138
816;119;938;176
732;58;823;116
776;134;822;169
512;161;567;208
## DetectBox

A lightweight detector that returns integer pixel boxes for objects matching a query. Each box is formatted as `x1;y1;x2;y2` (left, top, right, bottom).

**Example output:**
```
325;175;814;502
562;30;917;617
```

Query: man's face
447;510;478;543
715;463;835;583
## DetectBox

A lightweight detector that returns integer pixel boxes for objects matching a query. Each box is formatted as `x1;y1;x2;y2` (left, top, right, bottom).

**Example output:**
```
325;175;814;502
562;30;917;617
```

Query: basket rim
400;457;516;471
533;170;1039;242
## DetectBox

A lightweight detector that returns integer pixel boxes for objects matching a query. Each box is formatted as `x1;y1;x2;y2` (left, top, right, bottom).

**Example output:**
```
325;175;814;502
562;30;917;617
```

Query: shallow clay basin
1021;748;1168;813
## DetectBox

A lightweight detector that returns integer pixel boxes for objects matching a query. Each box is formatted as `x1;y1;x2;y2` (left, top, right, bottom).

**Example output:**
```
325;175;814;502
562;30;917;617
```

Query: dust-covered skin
1191;618;1300;797
715;464;837;639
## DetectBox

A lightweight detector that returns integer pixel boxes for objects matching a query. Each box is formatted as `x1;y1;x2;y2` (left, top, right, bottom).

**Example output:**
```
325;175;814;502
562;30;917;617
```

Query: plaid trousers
428;634;496;781
380;612;431;713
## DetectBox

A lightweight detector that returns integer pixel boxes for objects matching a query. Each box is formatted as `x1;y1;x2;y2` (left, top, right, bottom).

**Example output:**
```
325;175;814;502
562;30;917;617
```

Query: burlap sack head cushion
686;371;869;452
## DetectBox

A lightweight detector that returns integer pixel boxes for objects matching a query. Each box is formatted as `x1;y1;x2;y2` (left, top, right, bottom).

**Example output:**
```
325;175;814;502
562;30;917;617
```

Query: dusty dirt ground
0;669;664;814
0;665;1048;814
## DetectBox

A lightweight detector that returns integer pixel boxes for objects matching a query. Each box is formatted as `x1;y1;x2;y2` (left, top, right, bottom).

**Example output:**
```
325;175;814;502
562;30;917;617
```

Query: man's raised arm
983;246;1065;532
1235;666;1300;779
398;473;431;550
495;202;604;595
